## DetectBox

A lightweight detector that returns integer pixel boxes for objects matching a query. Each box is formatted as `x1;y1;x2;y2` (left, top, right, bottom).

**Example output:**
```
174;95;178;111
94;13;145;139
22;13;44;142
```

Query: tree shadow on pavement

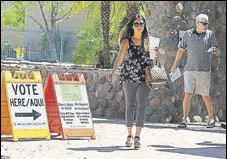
67;146;137;152
1;155;11;159
50;134;93;141
144;123;226;134
148;141;226;159
1;136;50;142
196;141;226;147
93;118;226;135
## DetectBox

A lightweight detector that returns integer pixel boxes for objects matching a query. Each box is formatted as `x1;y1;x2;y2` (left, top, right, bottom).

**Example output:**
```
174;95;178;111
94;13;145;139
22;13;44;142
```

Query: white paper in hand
169;67;182;82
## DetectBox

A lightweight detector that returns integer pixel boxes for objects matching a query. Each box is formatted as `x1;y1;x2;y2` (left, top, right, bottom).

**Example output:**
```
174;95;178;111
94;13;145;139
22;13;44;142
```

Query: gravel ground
1;118;226;159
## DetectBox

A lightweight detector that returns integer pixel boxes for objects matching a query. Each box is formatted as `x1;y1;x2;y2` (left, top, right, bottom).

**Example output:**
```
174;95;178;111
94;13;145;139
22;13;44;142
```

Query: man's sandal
125;135;133;147
134;136;141;149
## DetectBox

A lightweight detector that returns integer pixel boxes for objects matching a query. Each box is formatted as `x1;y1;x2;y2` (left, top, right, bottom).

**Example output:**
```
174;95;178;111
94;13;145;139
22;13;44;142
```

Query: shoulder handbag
150;49;169;84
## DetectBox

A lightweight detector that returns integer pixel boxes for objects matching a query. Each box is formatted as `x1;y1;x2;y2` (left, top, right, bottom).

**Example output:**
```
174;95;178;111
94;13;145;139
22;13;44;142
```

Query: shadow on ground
148;141;226;159
1;134;93;142
67;146;137;152
93;118;226;134
50;134;93;141
1;155;11;159
1;136;50;142
144;123;226;134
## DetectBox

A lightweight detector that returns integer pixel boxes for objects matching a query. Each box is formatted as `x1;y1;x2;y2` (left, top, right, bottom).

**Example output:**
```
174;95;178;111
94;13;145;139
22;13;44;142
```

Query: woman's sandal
125;135;133;147
134;136;141;149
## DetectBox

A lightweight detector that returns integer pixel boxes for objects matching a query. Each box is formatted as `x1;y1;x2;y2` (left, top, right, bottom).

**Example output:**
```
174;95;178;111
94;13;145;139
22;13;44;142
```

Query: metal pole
60;30;63;63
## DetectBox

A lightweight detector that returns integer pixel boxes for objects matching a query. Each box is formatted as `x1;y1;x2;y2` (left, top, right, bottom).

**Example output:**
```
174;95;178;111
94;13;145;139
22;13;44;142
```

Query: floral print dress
119;37;152;84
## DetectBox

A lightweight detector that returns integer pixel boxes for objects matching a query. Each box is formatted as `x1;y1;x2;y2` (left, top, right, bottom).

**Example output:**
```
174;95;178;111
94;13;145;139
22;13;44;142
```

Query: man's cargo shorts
183;71;211;96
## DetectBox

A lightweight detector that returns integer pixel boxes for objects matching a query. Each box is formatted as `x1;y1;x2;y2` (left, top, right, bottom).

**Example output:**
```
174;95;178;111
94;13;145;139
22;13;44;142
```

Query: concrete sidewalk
1;118;226;159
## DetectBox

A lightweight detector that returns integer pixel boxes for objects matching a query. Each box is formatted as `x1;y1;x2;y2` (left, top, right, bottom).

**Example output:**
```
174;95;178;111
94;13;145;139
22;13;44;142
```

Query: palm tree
100;1;145;68
101;1;111;68
118;1;146;32
126;1;140;21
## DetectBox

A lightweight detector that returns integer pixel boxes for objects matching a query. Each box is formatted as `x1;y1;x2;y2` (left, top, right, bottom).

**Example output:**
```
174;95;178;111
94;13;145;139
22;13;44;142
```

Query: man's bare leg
202;96;213;120
202;96;215;128
178;93;193;128
183;93;193;120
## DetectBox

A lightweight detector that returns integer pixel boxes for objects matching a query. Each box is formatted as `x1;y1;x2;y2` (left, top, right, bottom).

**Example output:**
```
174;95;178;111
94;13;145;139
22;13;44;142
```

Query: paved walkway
1;118;226;159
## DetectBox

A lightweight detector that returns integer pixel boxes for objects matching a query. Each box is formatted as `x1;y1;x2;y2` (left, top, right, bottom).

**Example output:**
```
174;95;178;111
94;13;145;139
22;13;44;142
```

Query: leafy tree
73;1;127;66
2;1;147;65
25;1;86;62
119;1;147;31
1;1;26;29
73;2;103;65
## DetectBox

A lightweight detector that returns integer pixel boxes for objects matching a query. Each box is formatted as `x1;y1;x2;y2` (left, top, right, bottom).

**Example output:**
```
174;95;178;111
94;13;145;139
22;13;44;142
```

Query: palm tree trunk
101;1;111;68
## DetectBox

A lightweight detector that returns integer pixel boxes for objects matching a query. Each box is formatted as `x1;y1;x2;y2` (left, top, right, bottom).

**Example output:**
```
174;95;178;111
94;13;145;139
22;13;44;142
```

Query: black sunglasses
133;22;145;27
199;21;209;26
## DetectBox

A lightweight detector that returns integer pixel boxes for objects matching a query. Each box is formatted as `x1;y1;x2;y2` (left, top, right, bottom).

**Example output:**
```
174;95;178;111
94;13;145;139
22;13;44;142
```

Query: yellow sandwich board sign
1;71;50;141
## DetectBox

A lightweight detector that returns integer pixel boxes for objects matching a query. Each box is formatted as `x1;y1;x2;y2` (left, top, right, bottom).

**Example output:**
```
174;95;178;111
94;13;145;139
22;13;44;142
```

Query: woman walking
109;14;152;149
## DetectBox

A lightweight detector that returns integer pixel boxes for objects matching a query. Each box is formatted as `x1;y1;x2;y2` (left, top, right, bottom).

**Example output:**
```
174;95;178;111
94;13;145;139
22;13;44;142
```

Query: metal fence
1;28;78;63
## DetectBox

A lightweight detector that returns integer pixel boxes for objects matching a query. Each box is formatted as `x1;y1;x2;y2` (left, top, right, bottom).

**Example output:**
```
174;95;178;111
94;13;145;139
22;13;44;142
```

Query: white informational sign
149;36;160;59
7;83;49;129
54;84;93;129
169;67;182;82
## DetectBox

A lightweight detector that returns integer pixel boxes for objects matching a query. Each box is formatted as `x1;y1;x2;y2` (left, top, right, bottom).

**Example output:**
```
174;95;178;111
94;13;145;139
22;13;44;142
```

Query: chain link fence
1;28;78;63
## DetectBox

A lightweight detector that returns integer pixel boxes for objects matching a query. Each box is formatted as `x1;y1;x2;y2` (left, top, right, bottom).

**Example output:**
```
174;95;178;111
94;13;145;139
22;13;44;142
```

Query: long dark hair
119;14;149;45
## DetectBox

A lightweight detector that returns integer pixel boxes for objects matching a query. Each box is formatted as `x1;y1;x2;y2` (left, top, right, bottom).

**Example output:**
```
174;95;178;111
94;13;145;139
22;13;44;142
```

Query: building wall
24;2;86;32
